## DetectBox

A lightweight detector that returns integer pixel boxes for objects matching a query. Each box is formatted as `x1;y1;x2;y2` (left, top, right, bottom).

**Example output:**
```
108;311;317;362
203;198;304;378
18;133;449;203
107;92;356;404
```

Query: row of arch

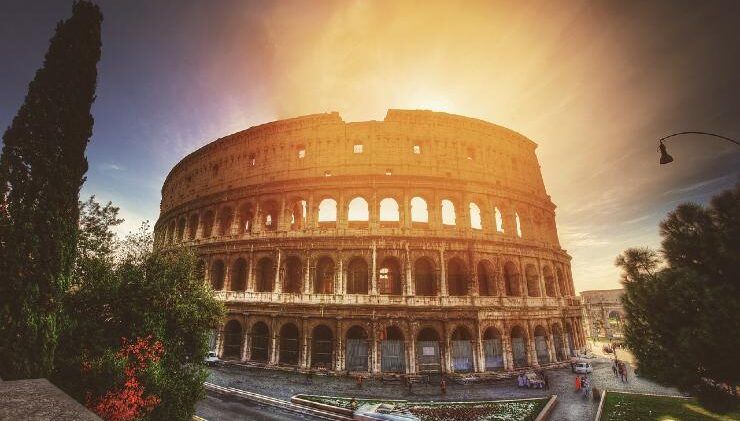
218;318;583;373
207;254;573;298
157;193;557;245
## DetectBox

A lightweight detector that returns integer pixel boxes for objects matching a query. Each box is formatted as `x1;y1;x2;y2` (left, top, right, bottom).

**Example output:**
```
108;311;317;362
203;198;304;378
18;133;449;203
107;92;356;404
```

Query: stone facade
580;289;625;340
155;109;586;374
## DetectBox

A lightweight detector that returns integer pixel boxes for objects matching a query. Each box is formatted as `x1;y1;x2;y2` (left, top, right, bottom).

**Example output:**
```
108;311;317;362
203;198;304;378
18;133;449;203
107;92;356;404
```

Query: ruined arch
250;321;270;362
311;325;334;369
347;197;369;222
218;206;234;236
447;258;468;296
381;325;405;373
283;256;302;293
441;199;456;226
504;261;520;296
414;257;436;296
288;199;307;230
222;320;243;359
556;267;568;296
211;259;225;290
510;325;529;368
255;257;275;292
188;213;199;239
450;325;474;372
230;258;247;291
238;203;254;234
177;217;186;241
543;265;556;297
469;202;482;229
346;325;369;372
261;200;278;231
346;257;369;294
379;197;400;222
483;327;504;370
279;323;300;365
410;196;429;223
525;264;541;297
477;260;496;296
315;256;335;294
318;198;337;222
378;256;402;295
534;325;550;364
416;327;441;373
202;210;215;238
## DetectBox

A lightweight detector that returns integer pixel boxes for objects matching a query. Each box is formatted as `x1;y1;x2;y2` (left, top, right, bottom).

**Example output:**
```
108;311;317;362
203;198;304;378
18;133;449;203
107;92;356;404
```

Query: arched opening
565;322;575;356
469;202;482;230
494;207;504;233
447;258;467;296
239;204;254;234
477;260;495;296
504;261;520;296
202;210;215;238
511;326;529;368
167;221;176;244
345;326;369;372
534;325;550;364
347;197;369;222
195;259;206;283
378;257;402;295
218;207;234;236
261;201;278;231
414;258;436;296
250;322;269;362
188;214;199;239
410;196;429;223
441;199;456;226
318;198;337;223
210;260;225;290
379;198;400;222
451;326;474;372
381;326;405;373
283;256;302;294
515;212;522;237
556;267;568;296
483;327;504;370
279;323;300;365
289;199;307;230
552;324;566;361
416;327;441;372
230;258;247;291
222;320;243;359
311;325;334;369
543;265;556;297
346;257;369;294
255;257;275;292
177;217;186;241
314;256;335;294
525;264;541;297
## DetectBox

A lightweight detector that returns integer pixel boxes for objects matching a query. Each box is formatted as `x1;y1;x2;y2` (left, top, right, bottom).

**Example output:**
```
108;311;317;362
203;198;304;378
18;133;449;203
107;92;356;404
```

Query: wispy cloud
99;163;124;172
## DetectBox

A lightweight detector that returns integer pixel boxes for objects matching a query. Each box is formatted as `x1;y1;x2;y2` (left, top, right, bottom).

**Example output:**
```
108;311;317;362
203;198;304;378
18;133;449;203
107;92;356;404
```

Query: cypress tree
0;1;102;379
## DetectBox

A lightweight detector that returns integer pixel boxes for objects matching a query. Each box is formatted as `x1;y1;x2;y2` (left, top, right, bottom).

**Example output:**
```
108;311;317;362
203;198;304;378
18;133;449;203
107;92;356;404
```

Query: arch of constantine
155;109;586;374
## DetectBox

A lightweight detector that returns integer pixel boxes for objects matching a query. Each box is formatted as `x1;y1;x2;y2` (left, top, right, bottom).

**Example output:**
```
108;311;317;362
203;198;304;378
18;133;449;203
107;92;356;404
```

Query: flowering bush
85;336;163;421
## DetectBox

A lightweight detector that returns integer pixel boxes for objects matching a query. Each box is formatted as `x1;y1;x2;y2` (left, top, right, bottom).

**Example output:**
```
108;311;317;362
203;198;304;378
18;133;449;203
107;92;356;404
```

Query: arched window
346;257;369;294
414;258;436;296
504;261;520;296
515;212;522;237
315;257;335;294
218;207;233;236
557;267;567;296
318;198;337;222
188;214;199;239
447;258;467;296
451;326;474;372
311;325;334;369
239;204;254;234
202;211;215;238
289;200;307;230
511;326;528;368
177;218;186;242
230;258;247;291
543;265;556;297
222;320;243;359
210;260;225;290
347;197;369;222
261;201;278;231
477;260;495;296
494;207;504;233
346;325;369;372
483;327;504;370
441;200;456;226
410;197;429;223
250;322;269;362
525;264;541;297
379;198;400;222
534;326;550;364
283;256;302;293
279;323;300;365
379;257;402;295
469;203;482;229
255;258;275;292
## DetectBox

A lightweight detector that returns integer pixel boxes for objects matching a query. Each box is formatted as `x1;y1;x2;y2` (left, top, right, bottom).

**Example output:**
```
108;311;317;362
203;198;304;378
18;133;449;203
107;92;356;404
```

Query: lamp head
659;141;674;165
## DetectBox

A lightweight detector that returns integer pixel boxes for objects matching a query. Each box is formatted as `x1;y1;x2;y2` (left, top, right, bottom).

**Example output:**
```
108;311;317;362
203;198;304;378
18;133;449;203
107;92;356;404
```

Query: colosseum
155;109;586;375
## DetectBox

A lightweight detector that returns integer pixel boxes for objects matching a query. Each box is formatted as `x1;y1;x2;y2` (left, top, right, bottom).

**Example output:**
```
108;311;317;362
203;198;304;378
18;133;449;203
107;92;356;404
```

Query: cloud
99;163;124;172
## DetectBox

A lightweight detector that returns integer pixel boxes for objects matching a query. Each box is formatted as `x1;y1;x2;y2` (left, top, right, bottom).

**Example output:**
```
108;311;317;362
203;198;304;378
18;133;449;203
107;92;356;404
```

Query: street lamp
657;131;739;165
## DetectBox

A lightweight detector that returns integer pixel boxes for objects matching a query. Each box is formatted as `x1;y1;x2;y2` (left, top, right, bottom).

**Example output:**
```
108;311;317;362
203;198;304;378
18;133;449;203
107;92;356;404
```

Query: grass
601;392;740;421
297;394;549;421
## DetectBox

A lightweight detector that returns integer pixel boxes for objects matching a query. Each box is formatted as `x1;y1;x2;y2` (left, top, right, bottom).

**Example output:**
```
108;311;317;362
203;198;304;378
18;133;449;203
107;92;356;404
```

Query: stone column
301;319;309;369
475;321;485;373
546;324;556;363
243;322;251;361
502;332;513;371
307;192;316;229
371;321;380;374
336;318;344;371
405;244;413;296
223;257;232;291
274;249;282;293
303;252;311;295
439;248;448;296
215;325;225;358
277;195;287;231
518;257;529;297
537;258;546;297
370;242;378;295
402;189;411;229
230;206;241;236
407;321;417;374
527;322;538;367
246;246;255;291
252;202;262;234
337;251;344;295
269;317;278;365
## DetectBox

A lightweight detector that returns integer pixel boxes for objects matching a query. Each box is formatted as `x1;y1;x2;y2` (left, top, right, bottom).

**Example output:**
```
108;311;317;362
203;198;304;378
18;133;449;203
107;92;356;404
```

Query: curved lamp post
658;131;739;165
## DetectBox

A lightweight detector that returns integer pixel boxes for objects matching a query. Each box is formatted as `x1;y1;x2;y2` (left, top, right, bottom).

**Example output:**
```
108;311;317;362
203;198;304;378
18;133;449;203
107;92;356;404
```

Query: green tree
54;198;224;420
616;184;740;398
0;1;102;379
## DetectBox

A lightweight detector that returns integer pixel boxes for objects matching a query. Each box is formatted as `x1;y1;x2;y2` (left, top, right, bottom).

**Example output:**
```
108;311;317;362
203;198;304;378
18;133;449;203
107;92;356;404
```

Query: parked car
204;351;220;366
573;362;593;374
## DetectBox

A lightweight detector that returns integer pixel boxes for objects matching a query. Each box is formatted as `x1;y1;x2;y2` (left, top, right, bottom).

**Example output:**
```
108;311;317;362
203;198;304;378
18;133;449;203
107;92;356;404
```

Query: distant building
580;289;624;340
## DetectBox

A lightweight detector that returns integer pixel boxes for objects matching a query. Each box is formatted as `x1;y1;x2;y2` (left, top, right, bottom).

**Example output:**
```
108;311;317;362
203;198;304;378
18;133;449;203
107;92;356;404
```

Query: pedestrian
440;378;447;395
356;374;363;389
582;377;589;399
543;372;549;390
612;361;618;377
617;363;624;383
621;363;628;383
517;373;525;388
575;374;581;391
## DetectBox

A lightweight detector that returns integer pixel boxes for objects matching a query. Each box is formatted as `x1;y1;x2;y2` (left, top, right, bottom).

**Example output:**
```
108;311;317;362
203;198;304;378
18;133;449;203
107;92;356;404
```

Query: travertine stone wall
156;110;585;375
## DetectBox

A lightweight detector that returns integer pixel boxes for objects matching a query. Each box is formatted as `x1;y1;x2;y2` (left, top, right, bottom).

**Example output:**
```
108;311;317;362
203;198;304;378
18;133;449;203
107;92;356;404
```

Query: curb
594;390;606;421
534;394;558;421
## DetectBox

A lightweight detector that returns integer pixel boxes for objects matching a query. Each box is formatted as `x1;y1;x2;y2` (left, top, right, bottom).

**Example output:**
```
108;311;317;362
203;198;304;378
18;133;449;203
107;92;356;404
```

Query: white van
573;361;593;374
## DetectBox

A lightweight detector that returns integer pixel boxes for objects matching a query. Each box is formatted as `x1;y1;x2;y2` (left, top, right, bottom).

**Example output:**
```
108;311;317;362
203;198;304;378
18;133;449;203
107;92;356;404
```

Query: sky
1;0;738;293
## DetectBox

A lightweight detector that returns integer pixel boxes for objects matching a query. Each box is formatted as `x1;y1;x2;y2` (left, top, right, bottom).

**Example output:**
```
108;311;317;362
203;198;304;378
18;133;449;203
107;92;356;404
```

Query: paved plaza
203;355;681;420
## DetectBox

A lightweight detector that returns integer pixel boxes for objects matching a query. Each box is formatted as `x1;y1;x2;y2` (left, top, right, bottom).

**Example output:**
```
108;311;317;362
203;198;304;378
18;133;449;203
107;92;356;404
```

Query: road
196;393;319;421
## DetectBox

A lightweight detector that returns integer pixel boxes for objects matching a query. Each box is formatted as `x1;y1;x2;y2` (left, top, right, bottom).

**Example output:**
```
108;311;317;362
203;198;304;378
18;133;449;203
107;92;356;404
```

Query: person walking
575;374;581;391
618;363;624;383
612;360;618;377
